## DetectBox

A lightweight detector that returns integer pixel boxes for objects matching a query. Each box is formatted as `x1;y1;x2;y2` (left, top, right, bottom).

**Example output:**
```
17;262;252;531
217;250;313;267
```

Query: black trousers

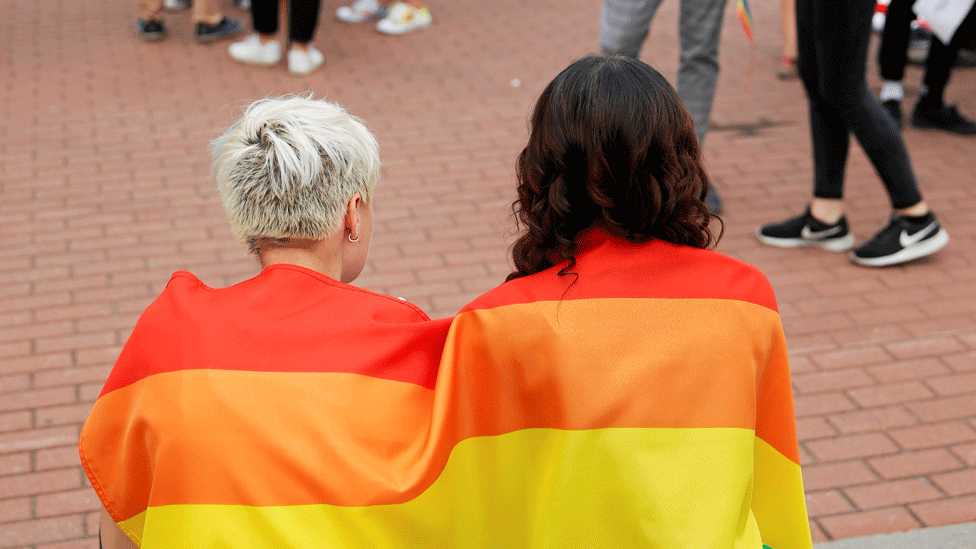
796;0;922;209
878;0;976;106
252;0;323;43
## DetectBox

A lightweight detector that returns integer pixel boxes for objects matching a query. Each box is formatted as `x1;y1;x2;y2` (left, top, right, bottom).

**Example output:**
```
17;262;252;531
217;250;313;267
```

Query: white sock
880;81;904;102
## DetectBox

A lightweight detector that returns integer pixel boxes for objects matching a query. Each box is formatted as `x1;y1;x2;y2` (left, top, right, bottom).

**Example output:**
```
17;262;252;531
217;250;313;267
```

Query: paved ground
1;0;975;547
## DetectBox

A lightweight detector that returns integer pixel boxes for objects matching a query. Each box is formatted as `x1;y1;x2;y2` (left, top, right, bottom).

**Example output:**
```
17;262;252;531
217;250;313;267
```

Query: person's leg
193;0;222;24
676;0;727;146
921;9;976;104
794;0;850;216
816;0;923;210
599;0;665;58
138;0;167;39
756;0;857;249
290;0;323;45
252;0;280;38
778;0;798;78
228;0;280;65
287;0;325;75
878;0;914;83
139;0;166;21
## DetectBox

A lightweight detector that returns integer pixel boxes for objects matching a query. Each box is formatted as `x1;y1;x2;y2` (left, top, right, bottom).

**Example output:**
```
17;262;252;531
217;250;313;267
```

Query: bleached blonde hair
211;95;380;253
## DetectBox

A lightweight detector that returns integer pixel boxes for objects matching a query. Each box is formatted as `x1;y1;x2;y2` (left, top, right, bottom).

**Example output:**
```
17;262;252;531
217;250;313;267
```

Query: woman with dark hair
426;55;814;547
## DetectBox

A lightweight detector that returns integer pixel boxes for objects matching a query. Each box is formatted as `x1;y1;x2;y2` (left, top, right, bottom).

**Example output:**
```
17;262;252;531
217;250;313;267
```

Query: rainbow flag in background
80;234;812;547
738;0;756;43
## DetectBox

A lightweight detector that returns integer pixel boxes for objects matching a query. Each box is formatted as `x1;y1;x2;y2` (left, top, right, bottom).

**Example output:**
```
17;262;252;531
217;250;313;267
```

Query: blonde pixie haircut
211;95;380;253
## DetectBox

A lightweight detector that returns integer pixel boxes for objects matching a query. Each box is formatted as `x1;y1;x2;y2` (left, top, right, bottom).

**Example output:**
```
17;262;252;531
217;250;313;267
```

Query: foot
337;0;389;22
376;2;431;34
164;0;190;11
229;34;282;66
705;184;722;214
911;104;976;135
849;212;948;267
288;47;324;76
777;55;797;80
756;207;855;251
137;19;166;41
196;17;244;43
881;99;902;129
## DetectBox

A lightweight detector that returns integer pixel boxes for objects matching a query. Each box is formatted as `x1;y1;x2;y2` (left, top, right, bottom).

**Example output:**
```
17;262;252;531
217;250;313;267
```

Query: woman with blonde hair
80;95;450;548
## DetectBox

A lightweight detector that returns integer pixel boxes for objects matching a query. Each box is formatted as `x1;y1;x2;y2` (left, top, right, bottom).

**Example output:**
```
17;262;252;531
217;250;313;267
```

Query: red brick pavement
1;0;975;546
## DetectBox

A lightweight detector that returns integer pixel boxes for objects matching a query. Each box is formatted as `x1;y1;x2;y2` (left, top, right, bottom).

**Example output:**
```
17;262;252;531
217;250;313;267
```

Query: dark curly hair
508;55;720;281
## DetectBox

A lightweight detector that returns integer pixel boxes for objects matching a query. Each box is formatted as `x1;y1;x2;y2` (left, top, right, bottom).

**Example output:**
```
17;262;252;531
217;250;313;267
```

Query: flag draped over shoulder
79;264;453;547
80;233;811;548
425;229;813;549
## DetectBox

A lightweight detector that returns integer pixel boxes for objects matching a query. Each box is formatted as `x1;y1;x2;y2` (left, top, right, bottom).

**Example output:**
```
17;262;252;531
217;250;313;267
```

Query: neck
257;236;343;280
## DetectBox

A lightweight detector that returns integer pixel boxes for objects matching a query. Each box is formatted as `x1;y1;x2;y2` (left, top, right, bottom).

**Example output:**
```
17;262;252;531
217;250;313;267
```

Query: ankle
259;33;277;44
291;42;309;52
809;199;844;225
895;202;929;218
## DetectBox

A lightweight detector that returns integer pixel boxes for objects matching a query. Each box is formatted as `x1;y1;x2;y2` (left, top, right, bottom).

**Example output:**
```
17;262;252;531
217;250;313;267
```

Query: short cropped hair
509;55;718;280
211;95;380;253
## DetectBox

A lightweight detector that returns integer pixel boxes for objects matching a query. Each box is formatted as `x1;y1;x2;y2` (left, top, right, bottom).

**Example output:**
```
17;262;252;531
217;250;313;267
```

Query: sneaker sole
911;118;976;135
755;230;855;252
197;28;244;43
376;20;431;34
849;229;949;267
337;14;380;22
230;53;281;66
289;63;323;76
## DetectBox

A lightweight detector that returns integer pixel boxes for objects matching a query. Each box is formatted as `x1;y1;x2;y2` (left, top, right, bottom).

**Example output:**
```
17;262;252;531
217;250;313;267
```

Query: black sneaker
882;99;902;129
850;212;949;267
195;17;243;43
705;183;723;214
911;104;976;135
137;19;166;41
756;207;855;251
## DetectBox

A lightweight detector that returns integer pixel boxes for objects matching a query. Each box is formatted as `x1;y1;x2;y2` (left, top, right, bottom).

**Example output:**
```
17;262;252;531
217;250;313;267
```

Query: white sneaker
228;34;281;66
376;2;431;34
336;0;388;22
288;47;324;76
164;0;190;10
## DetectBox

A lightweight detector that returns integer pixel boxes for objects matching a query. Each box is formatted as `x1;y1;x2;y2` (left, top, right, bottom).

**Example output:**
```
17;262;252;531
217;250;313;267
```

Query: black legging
796;0;922;209
252;0;323;44
878;0;976;107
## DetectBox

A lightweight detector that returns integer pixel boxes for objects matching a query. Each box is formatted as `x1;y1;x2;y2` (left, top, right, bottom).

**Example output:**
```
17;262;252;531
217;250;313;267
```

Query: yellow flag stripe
124;427;771;548
752;437;813;549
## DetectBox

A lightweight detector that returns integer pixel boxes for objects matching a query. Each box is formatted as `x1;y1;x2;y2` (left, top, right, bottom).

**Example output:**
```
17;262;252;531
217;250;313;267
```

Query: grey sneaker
195;17;244;43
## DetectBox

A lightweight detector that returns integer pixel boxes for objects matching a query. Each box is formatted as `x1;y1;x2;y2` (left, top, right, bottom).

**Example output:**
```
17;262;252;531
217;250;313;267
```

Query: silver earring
348;234;360;243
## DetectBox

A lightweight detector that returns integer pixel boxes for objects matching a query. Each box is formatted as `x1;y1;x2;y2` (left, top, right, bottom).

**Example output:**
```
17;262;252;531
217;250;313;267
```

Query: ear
344;193;364;241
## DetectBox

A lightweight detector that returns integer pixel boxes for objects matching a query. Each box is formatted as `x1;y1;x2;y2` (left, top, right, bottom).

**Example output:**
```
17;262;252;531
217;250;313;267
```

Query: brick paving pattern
1;0;975;546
